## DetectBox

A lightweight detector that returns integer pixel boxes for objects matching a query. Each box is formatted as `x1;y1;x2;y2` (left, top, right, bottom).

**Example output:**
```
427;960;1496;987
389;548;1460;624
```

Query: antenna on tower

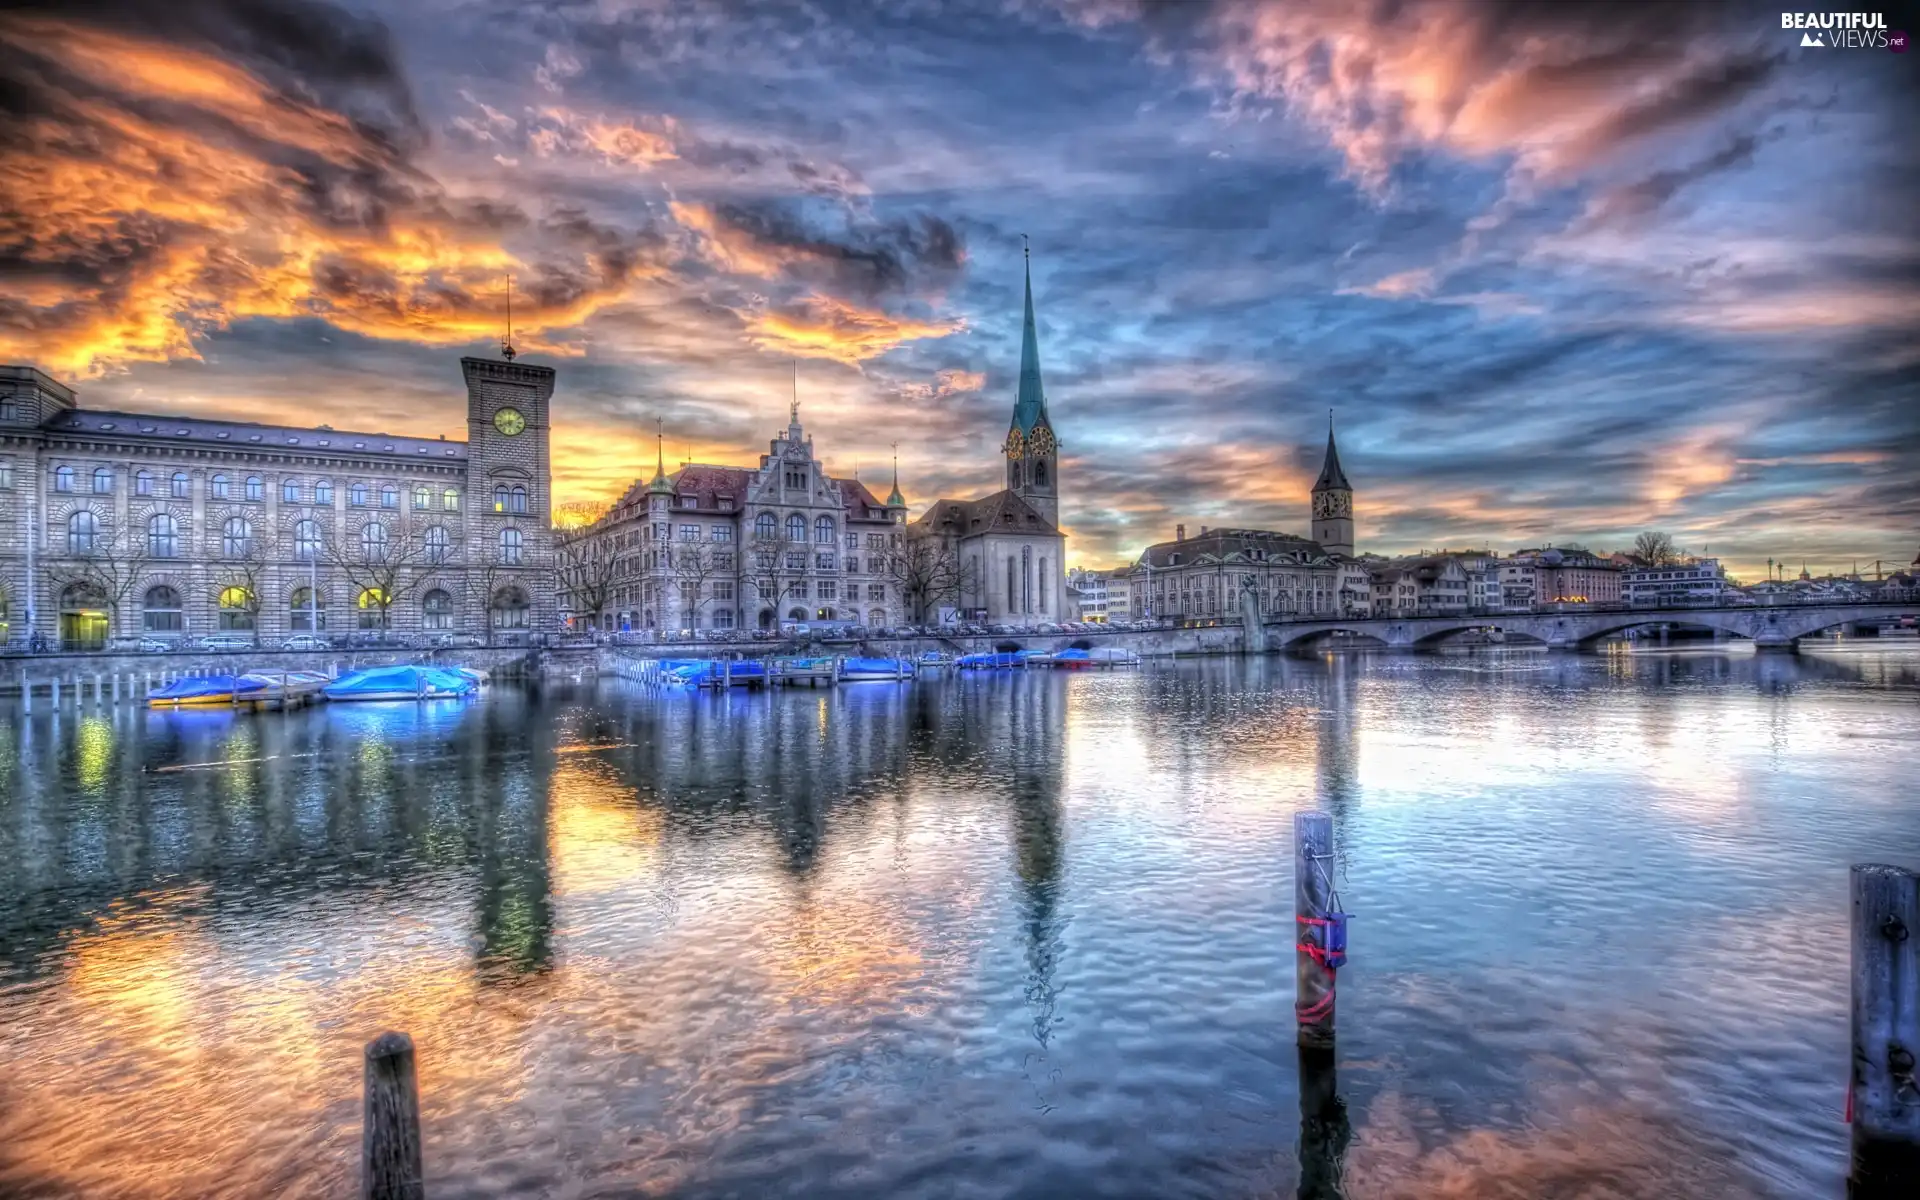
501;274;517;361
791;358;800;426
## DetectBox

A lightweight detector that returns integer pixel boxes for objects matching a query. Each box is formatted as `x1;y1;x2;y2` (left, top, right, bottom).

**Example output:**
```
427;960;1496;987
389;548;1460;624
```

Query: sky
1;0;1915;578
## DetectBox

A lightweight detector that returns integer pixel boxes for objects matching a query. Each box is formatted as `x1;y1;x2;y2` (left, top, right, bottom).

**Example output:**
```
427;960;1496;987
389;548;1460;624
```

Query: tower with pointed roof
1310;413;1354;557
1002;242;1059;527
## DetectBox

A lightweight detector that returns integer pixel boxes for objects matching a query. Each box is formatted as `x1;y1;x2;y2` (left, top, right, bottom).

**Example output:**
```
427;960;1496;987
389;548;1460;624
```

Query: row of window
48;467;475;510
127;584;525;632
61;513;523;564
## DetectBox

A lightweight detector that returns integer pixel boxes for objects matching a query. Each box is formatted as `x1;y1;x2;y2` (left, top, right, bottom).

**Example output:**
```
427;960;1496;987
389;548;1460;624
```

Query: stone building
1367;555;1471;615
910;251;1067;623
0;354;557;649
564;401;909;634
1129;525;1344;621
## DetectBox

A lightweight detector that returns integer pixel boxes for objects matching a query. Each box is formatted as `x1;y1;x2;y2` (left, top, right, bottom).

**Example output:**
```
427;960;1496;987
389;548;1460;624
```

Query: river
1;648;1916;1198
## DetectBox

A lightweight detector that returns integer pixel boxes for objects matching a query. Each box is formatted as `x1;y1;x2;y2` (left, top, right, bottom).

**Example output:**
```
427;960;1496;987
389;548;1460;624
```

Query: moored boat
146;674;270;707
323;664;477;701
840;656;914;681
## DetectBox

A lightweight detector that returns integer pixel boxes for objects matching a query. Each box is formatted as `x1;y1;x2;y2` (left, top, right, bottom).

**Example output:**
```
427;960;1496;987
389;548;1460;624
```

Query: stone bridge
1261;601;1919;653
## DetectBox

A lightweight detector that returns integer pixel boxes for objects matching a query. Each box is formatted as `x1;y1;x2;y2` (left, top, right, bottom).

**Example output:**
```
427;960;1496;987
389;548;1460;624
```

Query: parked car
430;633;486;649
280;634;329;652
137;637;173;653
198;634;254;652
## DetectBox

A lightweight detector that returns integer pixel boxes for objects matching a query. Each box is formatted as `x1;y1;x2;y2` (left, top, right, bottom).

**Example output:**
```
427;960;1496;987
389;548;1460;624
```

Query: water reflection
0;647;1914;1198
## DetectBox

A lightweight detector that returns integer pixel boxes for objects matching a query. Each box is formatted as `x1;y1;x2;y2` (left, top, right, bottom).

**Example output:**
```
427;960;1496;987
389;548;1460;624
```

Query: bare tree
214;524;278;644
552;499;611;531
45;519;150;642
323;518;457;633
554;527;620;631
1633;531;1678;568
747;534;805;626
884;534;975;624
671;541;725;628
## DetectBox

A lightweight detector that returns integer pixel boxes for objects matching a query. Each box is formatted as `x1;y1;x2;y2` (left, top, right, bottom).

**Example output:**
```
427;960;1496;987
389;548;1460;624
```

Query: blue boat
840;656;913;681
663;659;766;687
955;651;1019;669
146;674;271;707
323;664;478;701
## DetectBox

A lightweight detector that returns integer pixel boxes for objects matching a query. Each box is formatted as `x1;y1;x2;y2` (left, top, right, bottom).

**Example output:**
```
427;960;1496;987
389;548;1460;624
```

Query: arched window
786;513;806;542
1035;460;1049;487
315;479;333;504
356;587;389;630
442;487;460;511
424;525;450;563
170;472;189;499
787;607;808;621
814;515;834;544
412;484;430;510
135;469;154;496
755;512;777;539
421;588;453;630
147;513;179;558
493;484;508;512
868;607;886;626
222;516;252;558
379;484;397;508
1022;545;1032;614
361;521;388;561
293;519;322;560
66;510;99;554
499;527;523;565
211;473;230;500
53;466;74;492
92;467;113;494
1007;557;1017;614
290;587;326;631
282;478;300;503
349;482;368;506
490;586;529;629
143;585;182;633
244;476;263;501
510;485;527;514
217;586;254;631
1038;555;1048;613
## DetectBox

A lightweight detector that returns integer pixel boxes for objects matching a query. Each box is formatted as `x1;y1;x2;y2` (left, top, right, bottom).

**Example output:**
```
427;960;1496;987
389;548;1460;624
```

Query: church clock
1003;427;1025;459
493;407;526;436
1029;424;1056;457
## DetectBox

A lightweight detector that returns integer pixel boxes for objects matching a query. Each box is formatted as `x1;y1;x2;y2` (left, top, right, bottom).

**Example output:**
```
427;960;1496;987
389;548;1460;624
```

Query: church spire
1012;236;1048;434
647;417;674;494
1313;410;1351;493
886;441;905;509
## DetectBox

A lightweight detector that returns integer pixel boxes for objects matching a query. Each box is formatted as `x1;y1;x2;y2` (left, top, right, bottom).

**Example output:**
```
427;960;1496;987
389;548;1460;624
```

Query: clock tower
1002;244;1059;527
1310;414;1353;557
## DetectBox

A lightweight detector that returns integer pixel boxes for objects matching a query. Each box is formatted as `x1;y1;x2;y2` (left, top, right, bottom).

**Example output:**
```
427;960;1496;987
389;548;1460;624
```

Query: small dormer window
99;422;115;431
216;431;230;439
248;434;261;442
317;439;329;446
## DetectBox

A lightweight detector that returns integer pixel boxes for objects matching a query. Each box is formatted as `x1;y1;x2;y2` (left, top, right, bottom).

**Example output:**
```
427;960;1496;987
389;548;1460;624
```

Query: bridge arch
1274;625;1391;652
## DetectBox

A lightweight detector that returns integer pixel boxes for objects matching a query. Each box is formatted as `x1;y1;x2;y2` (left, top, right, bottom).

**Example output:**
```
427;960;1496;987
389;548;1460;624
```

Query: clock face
493;407;526;436
1030;425;1056;457
1003;428;1024;460
1314;492;1350;519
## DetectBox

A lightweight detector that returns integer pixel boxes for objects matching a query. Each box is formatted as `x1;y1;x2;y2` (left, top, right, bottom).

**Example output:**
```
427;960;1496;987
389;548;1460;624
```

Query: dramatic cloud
1;0;1913;576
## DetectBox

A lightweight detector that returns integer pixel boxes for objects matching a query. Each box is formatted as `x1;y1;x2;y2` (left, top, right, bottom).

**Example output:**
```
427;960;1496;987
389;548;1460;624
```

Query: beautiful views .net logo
1781;12;1901;49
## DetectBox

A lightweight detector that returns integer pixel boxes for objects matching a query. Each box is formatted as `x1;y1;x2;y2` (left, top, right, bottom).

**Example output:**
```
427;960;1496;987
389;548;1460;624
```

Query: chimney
1176;524;1186;542
1200;525;1209;537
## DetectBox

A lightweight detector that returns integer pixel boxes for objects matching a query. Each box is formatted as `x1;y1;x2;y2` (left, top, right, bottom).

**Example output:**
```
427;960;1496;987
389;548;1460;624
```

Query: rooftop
41;408;466;461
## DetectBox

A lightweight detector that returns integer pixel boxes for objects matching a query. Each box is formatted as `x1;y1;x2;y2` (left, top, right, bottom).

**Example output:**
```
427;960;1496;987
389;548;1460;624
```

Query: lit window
218;586;255;631
412;485;430;510
442;487;460;511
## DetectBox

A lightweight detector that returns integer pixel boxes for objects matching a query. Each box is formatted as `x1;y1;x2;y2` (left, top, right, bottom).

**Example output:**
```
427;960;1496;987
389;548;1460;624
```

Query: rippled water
2;648;1917;1199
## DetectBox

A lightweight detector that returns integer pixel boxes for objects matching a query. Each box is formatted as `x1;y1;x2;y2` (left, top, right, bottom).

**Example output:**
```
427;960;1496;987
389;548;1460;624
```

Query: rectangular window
211;476;230;500
867;534;884;549
816;553;834;570
710;525;732;542
786;552;806;570
818;581;837;600
868;584;885;602
713;581;734;601
0;400;15;421
846;557;858;574
713;608;735;628
0;462;10;489
679;525;699;541
714;551;733;570
785;470;806;489
282;480;300;502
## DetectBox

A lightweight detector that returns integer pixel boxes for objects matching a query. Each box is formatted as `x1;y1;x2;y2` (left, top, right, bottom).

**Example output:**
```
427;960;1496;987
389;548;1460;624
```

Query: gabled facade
565;403;908;633
1128;526;1343;620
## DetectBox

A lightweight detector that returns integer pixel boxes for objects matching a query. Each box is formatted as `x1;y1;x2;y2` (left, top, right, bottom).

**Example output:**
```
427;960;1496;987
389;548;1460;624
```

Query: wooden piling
1294;811;1338;1049
362;1031;424;1200
1852;863;1920;1194
51;678;60;706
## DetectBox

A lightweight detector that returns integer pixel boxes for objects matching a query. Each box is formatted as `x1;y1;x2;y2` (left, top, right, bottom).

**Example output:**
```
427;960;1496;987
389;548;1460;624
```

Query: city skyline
1;1;1914;580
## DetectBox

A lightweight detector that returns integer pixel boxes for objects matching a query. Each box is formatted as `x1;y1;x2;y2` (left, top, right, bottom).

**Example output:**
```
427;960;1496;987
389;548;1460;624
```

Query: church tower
1002;244;1059;526
1310;414;1353;557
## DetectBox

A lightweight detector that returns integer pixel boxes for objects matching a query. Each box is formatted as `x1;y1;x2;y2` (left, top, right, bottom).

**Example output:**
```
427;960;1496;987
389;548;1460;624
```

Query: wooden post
112;673;121;702
1852;863;1920;1194
51;678;60;706
362;1031;424;1200
1294;811;1338;1049
21;675;30;713
1297;1045;1351;1200
93;672;102;703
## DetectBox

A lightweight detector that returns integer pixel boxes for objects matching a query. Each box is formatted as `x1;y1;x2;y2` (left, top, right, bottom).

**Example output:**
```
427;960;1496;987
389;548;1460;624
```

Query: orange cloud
744;296;964;364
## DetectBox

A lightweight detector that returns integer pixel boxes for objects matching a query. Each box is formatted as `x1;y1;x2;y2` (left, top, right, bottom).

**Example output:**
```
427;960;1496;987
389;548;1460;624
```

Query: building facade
911;252;1068;624
1129;526;1344;621
1065;566;1112;622
563;404;909;634
1623;557;1731;606
1367;555;1471;616
0;356;557;649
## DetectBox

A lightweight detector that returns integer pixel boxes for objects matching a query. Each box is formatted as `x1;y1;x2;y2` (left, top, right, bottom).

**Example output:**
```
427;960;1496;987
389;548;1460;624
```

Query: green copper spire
647;418;674;494
886;441;905;508
1011;240;1048;435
